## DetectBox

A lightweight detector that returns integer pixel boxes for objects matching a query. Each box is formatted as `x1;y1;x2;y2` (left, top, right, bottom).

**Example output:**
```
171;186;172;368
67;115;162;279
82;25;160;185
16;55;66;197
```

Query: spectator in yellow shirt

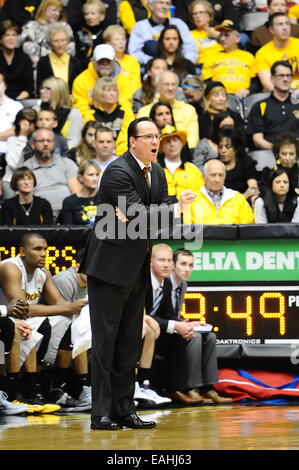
103;24;142;96
157;124;204;202
185;159;254;225
201;19;257;98
188;0;223;68
288;3;299;24
83;76;134;155
255;12;299;91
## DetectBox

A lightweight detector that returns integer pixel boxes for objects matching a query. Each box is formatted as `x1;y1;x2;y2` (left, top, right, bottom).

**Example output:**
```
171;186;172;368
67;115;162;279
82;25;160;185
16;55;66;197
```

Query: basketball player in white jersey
0;232;88;413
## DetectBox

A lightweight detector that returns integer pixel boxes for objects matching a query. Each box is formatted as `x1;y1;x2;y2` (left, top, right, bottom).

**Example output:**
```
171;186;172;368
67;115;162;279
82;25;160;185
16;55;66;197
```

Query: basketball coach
80;117;196;430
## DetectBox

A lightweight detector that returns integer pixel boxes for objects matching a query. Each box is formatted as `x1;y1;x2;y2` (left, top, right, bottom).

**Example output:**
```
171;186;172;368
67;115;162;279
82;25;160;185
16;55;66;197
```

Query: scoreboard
182;285;299;344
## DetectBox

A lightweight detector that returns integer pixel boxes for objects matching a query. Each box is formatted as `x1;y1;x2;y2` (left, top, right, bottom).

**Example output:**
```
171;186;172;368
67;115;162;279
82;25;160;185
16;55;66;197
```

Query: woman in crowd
1;166;53;225
132;57;185;114
36;22;82;92
149;100;193;162
103;24;141;99
259;131;299;196
217;126;259;200
67;120;102;164
20;0;75;66
181;75;205;119
198;81;244;139
193;110;240;171
36;76;84;149
0;19;34;99
2;108;38;199
60;160;100;225
75;0;107;70
188;0;222;69
84;76;134;156
155;25;196;83
254;168;299;223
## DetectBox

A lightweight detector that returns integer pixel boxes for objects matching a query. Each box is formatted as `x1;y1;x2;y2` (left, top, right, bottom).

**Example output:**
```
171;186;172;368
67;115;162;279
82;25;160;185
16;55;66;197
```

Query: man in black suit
80;117;196;430
169;248;233;404
147;244;232;404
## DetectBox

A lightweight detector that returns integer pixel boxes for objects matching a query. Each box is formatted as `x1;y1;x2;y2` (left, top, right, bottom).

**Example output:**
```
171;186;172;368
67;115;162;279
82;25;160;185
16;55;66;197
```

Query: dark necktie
175;286;181;317
143;166;151;188
151;285;163;316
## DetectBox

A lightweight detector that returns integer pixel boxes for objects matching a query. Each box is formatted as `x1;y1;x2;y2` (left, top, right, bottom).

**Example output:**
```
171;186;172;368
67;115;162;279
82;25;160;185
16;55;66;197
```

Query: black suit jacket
36;54;83;92
80;151;176;288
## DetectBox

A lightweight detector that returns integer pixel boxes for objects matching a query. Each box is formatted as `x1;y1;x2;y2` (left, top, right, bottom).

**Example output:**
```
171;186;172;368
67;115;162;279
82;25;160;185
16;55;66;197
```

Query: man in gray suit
169;248;232;404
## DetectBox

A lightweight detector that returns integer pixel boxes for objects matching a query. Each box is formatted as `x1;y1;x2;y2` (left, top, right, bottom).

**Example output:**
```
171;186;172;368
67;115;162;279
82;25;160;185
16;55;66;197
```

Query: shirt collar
31;153;56;169
49;52;69;64
151;271;164;292
207;188;224;199
130;150;152;171
169;273;179;289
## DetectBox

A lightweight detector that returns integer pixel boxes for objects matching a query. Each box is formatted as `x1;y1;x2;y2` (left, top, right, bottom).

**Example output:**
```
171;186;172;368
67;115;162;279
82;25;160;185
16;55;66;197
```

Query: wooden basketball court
1;402;299;452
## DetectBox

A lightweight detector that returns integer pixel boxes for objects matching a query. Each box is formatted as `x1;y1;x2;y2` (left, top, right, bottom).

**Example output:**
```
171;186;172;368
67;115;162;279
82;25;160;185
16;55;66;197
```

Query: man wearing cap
158;124;204;202
201;19;258;98
137;70;199;149
72;44;134;122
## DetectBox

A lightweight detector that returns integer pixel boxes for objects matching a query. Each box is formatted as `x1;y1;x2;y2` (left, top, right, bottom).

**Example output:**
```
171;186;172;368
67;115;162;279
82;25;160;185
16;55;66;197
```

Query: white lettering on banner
246;252;299;271
193;252;241;270
193;251;299;271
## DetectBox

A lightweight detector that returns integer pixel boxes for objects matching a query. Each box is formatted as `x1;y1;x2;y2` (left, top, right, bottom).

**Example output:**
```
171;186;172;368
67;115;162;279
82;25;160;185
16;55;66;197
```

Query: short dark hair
20;232;47;249
272;131;299;159
173;248;194;265
268;11;288;27
10;166;37;191
127;117;157;147
271;60;293;76
95;125;114;138
14;108;38;136
0;19;18;38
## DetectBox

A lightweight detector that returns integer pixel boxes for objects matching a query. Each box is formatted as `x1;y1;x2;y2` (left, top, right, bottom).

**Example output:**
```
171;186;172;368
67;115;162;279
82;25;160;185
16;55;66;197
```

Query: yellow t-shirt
190;30;223;65
288;4;299;21
255;38;299;89
201;49;257;94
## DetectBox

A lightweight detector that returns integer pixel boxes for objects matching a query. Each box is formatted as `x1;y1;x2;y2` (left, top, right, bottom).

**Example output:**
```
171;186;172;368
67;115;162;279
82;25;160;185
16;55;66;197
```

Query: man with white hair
128;0;198;66
185;159;254;224
137;70;199;149
72;43;133;122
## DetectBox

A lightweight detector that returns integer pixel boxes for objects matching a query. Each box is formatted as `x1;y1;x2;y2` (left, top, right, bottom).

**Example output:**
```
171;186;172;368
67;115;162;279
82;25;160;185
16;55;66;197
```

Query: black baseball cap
214;19;241;33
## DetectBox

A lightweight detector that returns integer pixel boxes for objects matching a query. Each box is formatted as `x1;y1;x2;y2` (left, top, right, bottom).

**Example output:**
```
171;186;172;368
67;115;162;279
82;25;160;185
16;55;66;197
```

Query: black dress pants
88;266;148;419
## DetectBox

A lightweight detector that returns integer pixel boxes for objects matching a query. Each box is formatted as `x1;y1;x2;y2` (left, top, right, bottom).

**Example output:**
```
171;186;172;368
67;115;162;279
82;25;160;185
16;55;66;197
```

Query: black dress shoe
91;416;119;430
115;413;156;429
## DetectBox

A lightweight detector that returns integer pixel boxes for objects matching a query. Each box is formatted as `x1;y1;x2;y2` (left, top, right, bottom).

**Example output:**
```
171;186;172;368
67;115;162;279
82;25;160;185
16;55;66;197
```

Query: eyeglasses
274;74;292;79
134;134;162;142
191;10;208;16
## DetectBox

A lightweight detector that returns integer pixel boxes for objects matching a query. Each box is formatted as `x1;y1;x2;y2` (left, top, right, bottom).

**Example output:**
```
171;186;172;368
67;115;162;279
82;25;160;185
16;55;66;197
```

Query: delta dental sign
168;239;299;282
